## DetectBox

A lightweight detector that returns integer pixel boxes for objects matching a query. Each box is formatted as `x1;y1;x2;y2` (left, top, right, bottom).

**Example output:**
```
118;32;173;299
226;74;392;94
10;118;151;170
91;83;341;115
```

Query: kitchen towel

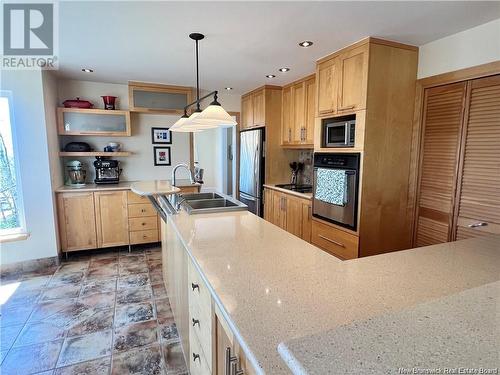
315;168;347;206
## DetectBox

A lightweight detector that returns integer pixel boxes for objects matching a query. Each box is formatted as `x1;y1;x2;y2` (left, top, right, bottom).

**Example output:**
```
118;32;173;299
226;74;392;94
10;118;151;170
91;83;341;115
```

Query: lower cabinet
163;218;255;375
94;191;129;248
311;219;359;259
263;187;312;242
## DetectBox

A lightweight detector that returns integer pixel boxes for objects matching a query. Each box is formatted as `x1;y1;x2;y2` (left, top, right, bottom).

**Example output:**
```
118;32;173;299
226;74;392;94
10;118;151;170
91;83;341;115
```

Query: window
0;92;25;235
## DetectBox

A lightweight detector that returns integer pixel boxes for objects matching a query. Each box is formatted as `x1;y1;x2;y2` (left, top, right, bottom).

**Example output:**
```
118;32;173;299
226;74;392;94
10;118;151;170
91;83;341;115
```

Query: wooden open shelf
59;151;132;157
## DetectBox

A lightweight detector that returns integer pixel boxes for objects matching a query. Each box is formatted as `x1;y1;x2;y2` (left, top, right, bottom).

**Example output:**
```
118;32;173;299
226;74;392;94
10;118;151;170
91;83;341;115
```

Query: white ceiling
57;1;500;94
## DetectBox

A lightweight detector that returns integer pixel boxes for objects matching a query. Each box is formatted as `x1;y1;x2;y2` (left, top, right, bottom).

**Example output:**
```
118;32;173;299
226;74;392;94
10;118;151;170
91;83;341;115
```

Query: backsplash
298;150;313;185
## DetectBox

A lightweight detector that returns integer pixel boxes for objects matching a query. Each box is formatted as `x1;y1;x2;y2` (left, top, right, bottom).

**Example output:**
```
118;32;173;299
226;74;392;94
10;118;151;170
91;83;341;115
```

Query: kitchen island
158;203;499;374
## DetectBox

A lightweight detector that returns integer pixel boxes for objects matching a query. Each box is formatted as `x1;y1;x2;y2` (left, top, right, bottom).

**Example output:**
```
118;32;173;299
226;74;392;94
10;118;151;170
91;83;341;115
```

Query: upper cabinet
281;74;316;148
128;81;193;114
316;43;369;117
57;108;131;136
241;86;281;130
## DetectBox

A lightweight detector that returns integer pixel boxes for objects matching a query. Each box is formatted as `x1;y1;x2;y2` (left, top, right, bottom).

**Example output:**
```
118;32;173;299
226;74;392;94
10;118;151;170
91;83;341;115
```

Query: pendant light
170;33;236;132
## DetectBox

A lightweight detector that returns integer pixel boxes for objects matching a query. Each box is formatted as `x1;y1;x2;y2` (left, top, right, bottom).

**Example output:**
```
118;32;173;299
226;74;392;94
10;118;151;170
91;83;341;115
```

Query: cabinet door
253;89;266;126
301;201;312;242
57;192;97;252
317;57;339;115
57;108;131;136
263;188;273;222
338;45;368;112
270;191;286;229
286;195;303;237
241;95;253;129
415;82;467;247
281;86;293;145
304;77;316;145
292;82;306;143
95;191;129;248
455;75;500;239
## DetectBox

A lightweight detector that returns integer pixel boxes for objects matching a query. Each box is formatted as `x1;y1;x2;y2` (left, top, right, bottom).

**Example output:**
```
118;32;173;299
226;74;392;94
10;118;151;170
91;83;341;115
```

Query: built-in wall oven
312;153;360;230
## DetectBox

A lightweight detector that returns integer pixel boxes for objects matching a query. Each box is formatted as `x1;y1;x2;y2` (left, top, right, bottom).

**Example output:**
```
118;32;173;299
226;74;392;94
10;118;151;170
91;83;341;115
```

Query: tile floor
0;246;188;375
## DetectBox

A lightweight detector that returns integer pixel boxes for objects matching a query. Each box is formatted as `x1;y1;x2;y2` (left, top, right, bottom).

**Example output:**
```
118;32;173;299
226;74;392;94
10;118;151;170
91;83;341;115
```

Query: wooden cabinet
316;57;339;115
94;191;129;248
241;88;267;129
57;108;131;137
415;74;500;245
263;187;312;242
57;192;97;251
128;81;193;114
281;75;315;148
337;44;368;112
127;191;159;245
311;219;359;259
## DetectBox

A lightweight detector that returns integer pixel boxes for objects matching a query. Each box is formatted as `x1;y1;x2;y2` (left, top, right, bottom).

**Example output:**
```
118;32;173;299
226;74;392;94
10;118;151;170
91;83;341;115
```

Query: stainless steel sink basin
178;192;247;214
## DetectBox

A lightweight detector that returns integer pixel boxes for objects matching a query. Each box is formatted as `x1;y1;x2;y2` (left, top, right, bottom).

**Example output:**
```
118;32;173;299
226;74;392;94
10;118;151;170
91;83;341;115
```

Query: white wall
58;79;192;182
0;70;59;265
418;18;500;78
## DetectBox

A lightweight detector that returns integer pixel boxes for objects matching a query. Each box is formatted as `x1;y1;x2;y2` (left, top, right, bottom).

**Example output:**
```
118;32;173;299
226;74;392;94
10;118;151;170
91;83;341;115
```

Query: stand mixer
65;160;87;187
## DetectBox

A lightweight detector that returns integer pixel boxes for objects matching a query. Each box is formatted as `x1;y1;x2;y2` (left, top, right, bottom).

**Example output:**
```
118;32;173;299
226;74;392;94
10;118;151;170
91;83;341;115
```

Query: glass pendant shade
169;116;189;132
191;104;237;126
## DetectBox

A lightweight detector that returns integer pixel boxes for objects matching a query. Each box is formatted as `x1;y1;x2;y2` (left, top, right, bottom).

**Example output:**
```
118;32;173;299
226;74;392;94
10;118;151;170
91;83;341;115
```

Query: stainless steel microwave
323;118;356;147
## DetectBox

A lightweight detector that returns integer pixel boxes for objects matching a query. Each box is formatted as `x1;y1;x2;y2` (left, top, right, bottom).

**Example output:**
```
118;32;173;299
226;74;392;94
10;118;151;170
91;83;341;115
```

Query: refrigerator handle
240;192;256;201
253;144;259;196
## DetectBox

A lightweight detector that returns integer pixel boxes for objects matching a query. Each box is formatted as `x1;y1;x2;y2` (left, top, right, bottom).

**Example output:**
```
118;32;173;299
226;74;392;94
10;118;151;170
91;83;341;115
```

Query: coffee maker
93;158;121;184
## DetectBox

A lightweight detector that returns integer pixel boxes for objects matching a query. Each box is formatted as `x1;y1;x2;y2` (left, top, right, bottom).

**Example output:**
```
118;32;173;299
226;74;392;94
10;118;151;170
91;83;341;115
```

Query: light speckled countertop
165;210;500;374
263;184;312;200
55;179;199;193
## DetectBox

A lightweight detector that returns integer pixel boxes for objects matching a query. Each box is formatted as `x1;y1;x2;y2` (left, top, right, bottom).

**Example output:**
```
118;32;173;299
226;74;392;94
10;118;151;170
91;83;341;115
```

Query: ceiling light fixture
278;67;290;72
81;68;93;73
266;74;276;79
170;33;236;132
225;87;233;91
299;41;313;47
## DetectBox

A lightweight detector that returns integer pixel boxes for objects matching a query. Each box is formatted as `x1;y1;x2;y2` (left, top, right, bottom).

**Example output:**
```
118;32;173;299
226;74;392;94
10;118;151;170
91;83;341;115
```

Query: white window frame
0;90;26;237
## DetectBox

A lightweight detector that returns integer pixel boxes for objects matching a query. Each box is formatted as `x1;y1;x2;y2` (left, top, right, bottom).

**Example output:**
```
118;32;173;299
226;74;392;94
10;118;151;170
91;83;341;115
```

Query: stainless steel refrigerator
239;128;265;216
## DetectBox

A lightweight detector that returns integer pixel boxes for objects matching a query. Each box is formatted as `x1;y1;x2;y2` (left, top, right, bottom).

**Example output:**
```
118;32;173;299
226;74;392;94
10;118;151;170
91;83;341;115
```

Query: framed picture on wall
153;146;171;166
151;127;172;144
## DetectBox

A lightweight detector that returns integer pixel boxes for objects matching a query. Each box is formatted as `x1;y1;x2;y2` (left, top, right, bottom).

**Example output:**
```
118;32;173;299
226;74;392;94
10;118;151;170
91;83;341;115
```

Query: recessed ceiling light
299;41;313;47
278;67;290;73
225;87;233;90
81;68;93;73
266;74;276;79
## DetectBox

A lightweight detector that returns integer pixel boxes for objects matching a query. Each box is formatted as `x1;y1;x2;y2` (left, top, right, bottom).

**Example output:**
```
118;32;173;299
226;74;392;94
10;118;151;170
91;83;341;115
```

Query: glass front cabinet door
57;108;131;136
128;82;193;114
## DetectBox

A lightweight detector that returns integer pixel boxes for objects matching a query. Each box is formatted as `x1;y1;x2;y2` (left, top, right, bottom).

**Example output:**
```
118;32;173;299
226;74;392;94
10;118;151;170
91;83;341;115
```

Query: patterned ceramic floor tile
115;303;155;327
14;321;65;347
113;320;159;352
57;330;112;368
66;308;114;337
1;288;41;309
80;278;117;296
78;291;115;310
1;339;63;375
55;262;89;275
117;273;150;289
53;356;110;375
154;299;174;325
151;283;168;299
116;287;153;305
159;322;179;345
162;341;188;375
119;264;149;276
86;265;118;280
29;299;79;323
111;343;164;375
0;324;24;349
0;303;36;327
48;272;85;288
149;272;163;284
40;285;81;301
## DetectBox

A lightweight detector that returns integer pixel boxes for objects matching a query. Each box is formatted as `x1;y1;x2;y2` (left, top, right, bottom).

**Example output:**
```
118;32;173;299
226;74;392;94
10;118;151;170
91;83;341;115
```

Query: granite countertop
165;209;500;374
263;184;313;200
55;179;199;193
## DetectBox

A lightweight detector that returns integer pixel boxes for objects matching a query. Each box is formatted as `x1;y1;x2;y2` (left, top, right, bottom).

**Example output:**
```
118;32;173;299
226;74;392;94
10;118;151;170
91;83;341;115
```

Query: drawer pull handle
192;353;200;362
192;318;200;327
319;234;345;248
141;209;146;213
143;235;147;239
468;222;488;228
141;222;146;226
191;282;199;291
225;347;237;375
232;361;245;375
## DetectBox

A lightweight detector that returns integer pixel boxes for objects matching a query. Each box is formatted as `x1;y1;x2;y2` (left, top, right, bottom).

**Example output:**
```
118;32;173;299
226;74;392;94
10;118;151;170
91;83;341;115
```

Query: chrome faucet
171;163;195;187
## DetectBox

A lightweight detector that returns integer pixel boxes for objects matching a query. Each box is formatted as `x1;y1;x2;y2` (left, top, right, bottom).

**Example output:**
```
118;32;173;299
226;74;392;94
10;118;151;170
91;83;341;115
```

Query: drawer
129;216;158;231
189;297;213;370
128;203;156;218
129;229;159;244
188;260;212;319
127;191;150;204
189;328;212;375
311;219;359;259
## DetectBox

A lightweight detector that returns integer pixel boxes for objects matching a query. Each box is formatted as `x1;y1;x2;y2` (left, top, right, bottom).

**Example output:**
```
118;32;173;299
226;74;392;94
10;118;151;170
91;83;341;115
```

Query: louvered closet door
415;82;467;247
455;75;500;240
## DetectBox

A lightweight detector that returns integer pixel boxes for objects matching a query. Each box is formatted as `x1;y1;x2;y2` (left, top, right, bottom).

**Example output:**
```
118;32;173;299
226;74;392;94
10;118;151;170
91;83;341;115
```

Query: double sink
176;192;248;214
